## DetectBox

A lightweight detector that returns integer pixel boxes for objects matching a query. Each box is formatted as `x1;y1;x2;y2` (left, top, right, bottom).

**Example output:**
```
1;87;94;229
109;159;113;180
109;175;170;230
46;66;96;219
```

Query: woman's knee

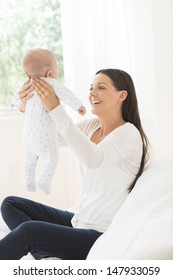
1;196;16;215
18;221;35;234
1;195;19;207
9;221;39;250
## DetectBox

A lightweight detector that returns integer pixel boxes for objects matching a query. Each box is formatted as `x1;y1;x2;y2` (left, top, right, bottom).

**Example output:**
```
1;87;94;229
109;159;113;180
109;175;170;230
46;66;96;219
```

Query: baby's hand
78;105;86;116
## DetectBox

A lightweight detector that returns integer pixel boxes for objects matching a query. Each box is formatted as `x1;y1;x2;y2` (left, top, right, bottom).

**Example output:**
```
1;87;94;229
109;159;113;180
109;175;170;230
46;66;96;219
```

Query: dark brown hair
96;69;149;192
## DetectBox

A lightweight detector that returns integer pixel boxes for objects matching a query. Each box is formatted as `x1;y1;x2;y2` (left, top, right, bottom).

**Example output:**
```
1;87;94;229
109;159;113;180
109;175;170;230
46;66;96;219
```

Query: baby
12;48;86;194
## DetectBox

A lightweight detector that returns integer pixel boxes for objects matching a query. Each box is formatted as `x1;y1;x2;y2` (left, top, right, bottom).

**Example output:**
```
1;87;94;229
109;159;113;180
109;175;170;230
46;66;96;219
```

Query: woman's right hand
18;79;34;112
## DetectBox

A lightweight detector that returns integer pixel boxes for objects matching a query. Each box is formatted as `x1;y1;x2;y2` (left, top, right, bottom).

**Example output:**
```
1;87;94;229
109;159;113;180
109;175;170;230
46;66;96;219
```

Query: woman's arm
49;105;142;169
32;78;142;169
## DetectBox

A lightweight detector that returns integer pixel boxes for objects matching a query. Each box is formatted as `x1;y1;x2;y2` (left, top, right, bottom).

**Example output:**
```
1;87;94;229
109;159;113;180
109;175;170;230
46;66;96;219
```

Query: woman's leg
0;220;102;260
1;196;74;259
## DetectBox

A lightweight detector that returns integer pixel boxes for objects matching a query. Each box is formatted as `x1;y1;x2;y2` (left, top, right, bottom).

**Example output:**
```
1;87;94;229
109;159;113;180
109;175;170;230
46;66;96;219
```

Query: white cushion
87;152;173;259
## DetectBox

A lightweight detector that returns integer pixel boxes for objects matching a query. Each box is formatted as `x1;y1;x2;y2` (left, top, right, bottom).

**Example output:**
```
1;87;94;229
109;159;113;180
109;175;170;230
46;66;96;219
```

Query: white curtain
60;0;173;157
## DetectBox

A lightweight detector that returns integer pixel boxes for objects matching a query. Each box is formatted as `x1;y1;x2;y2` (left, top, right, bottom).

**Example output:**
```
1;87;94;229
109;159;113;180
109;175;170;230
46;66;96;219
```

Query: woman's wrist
32;77;60;113
45;97;60;113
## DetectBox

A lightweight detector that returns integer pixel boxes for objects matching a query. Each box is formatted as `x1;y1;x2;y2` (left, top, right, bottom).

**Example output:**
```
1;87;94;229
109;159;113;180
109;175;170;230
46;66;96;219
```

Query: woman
0;69;149;259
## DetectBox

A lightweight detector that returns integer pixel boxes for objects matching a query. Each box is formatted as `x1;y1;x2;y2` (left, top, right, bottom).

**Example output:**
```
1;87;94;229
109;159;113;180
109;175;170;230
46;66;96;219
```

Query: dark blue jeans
0;196;102;260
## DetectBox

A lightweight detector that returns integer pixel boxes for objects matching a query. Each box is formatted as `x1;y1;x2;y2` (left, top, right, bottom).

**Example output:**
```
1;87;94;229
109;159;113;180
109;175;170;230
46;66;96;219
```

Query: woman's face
89;73;127;117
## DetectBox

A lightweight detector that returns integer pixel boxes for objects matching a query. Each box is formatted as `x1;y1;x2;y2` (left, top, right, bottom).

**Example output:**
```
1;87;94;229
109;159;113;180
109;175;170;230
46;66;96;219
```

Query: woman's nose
89;89;97;96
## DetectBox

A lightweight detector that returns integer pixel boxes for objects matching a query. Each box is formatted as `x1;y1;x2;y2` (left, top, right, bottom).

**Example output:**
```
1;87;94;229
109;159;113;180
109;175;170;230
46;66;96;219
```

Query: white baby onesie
12;78;84;194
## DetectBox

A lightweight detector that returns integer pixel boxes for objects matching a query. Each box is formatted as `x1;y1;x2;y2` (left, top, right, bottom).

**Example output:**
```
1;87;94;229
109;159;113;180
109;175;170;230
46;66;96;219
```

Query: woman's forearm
49;105;102;168
49;105;140;169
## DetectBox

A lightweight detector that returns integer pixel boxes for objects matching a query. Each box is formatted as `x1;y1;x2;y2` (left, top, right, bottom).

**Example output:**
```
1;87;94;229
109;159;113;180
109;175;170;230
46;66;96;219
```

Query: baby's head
23;48;58;79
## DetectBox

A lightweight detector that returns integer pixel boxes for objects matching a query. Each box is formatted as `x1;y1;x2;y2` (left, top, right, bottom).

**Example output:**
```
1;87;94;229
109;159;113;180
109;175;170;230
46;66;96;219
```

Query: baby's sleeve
11;89;21;111
50;80;83;111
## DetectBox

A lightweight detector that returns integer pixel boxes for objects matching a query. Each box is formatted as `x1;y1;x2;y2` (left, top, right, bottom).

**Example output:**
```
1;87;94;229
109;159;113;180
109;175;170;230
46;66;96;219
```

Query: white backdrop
0;0;173;206
60;0;155;118
60;0;173;157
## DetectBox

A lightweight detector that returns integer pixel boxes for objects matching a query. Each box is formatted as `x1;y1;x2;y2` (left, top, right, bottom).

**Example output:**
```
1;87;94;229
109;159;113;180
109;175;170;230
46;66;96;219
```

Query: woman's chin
91;108;98;116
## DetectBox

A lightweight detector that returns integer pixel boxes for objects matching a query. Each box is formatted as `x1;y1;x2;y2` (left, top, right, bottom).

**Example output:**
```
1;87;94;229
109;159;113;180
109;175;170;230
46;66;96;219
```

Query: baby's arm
11;90;27;112
46;78;86;115
12;80;34;112
78;105;86;115
11;90;21;111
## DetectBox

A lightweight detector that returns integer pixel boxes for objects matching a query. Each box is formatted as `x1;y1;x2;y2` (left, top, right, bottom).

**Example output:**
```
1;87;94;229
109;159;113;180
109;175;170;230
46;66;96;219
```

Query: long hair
96;69;149;192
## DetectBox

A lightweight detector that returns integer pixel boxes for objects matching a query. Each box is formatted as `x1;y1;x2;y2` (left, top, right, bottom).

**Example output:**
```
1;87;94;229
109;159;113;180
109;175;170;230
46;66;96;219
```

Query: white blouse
49;105;143;232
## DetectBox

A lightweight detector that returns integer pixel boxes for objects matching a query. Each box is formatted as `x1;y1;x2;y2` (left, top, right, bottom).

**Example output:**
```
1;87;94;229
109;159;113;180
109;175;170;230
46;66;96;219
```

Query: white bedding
87;152;173;259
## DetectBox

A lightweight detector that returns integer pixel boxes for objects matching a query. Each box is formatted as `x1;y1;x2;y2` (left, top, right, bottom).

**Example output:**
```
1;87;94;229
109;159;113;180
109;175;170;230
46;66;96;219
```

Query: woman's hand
18;79;34;112
32;78;60;112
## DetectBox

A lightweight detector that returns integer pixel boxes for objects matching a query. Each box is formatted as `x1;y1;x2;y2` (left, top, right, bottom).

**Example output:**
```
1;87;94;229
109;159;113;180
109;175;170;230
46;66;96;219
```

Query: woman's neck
98;114;126;138
91;113;126;144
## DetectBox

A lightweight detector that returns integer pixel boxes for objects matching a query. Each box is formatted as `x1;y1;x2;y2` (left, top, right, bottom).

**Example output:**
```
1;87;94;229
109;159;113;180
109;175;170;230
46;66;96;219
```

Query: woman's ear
119;90;128;102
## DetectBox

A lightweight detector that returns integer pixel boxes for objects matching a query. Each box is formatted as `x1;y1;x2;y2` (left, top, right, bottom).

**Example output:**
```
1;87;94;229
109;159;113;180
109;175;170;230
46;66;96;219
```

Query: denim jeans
0;196;102;260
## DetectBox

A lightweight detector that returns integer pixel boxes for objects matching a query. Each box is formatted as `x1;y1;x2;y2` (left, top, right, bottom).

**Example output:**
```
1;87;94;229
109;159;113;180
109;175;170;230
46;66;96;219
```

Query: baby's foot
38;182;51;195
26;182;36;192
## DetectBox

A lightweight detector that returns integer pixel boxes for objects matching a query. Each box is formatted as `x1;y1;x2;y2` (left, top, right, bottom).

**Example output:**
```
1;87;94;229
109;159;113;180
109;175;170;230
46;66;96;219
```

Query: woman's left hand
32;78;60;112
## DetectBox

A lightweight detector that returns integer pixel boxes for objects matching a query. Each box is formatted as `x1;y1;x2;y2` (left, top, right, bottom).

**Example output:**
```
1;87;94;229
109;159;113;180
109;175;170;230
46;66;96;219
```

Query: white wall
0;0;173;206
0;116;79;208
152;0;173;157
60;0;173;159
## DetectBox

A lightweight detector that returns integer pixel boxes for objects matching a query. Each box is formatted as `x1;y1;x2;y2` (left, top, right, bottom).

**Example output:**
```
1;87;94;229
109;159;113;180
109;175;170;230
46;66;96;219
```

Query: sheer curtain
60;0;173;157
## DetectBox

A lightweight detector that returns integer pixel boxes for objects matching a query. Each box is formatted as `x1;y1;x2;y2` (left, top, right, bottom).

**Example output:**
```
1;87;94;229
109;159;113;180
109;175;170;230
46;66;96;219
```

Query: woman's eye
99;86;105;90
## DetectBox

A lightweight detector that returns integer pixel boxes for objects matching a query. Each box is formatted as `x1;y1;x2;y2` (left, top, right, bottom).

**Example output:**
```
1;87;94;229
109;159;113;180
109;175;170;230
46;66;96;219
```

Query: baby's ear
46;70;52;77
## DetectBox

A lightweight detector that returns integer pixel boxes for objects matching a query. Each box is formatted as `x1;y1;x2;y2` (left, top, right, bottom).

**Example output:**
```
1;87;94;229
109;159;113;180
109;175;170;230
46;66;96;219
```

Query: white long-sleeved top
49;105;143;233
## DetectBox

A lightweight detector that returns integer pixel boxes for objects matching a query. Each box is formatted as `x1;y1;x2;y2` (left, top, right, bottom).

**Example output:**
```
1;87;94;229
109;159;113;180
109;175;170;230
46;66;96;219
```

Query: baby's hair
23;48;57;78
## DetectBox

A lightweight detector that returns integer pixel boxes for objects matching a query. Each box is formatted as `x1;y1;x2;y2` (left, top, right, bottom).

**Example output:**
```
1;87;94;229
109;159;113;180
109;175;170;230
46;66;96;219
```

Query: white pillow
87;152;173;259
